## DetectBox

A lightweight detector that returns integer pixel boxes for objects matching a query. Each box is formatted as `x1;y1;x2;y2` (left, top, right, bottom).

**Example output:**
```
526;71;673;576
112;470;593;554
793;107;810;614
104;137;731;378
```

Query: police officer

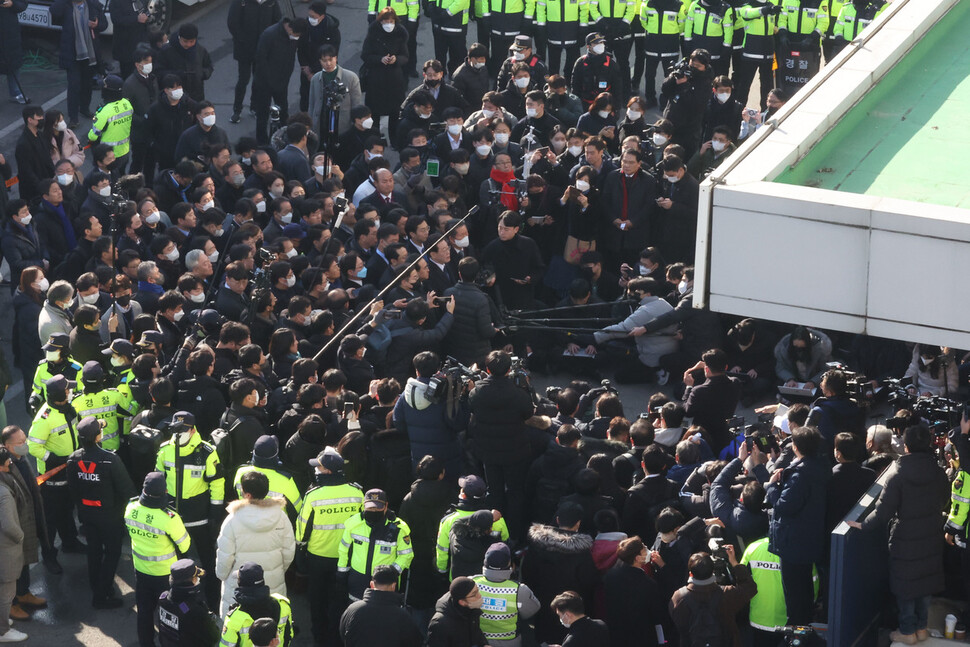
103;338;136;388
30;333;83;414
433;0;471;75
776;0;829;94
125;472;192;647
641;0;685;108
28;375;86;556
156;410;224;608
88;75;134;175
538;0;589;77
435;475;511;576
66;416;136;608
472;543;541;645
497;36;549;94
487;0;538;74
589;0;637;96
683;0;735;76
156;558;222;647
73;361;135;453
296;447;364;646
831;0;884;56
234;435;302;521
571;33;625;108
338;488;414;602
221;562;294;647
732;0;780;110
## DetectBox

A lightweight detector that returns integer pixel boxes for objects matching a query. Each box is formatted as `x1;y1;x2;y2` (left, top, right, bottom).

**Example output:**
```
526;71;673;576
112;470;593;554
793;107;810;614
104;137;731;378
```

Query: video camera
427;356;485;403
321;78;348;108
728;415;780;454
775;625;825;647
824;362;874;402
671;58;695;81
706;525;734;585
509;355;531;392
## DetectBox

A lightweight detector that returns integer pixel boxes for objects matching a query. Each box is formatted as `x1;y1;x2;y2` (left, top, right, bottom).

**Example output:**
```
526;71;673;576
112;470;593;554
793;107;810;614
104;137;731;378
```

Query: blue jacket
49;0;107;69
766;455;829;564
393;377;467;465
710;458;770;546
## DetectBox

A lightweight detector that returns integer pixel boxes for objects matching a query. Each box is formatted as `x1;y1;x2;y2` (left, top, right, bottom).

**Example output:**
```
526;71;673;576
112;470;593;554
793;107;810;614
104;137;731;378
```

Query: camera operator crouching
669;549;757;647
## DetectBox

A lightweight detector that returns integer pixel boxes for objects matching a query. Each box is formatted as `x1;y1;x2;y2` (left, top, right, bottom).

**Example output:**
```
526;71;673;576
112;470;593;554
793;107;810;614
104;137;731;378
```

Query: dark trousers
136;571;169;647
406;20;420;74
65;58;95;121
41;483;78;549
752;627;782;647
489;34;516;75
300;68;316;112
733;57;773;110
547;43;580;78
609;37;633;97
129;137;155;181
434;26;468;75
308;554;340;646
185;522;219;609
632;34;647;88
254;81;289;145
476;18;491;55
643;53;677;104
233;58;257;114
780;559;816;625
482;459;529;539
81;515;124;601
15;565;29;597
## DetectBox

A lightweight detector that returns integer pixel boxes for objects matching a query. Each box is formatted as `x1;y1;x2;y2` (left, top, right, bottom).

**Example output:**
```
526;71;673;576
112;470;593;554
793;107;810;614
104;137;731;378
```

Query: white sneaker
0;627;27;642
655;369;669;386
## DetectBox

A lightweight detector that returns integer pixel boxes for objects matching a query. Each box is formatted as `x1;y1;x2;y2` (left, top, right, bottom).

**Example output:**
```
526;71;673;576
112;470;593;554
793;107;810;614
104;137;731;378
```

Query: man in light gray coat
308;44;362;139
0;447;28;641
38;280;75;342
594;277;679;384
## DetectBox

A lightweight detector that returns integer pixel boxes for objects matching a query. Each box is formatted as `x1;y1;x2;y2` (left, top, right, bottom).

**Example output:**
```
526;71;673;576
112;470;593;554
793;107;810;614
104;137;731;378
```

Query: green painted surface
775;1;970;208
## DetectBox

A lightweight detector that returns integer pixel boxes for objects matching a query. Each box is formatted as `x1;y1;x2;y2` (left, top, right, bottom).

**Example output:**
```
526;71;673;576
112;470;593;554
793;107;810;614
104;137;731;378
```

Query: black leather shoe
92;596;124;609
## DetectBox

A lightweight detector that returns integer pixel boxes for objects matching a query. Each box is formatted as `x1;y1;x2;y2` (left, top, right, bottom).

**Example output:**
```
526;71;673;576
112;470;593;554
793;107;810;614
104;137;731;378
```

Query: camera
706;525;734;585
671;59;695;81
322;78;348;107
427;357;486;403
475;266;496;290
509;355;531;392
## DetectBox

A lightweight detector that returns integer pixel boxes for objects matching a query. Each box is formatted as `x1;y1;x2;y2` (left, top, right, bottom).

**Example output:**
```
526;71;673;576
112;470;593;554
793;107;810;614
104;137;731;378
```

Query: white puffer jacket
215;497;296;617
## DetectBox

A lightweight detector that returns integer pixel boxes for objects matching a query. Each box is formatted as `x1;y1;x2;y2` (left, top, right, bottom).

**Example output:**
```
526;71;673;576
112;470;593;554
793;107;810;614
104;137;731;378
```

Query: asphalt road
0;3;773;642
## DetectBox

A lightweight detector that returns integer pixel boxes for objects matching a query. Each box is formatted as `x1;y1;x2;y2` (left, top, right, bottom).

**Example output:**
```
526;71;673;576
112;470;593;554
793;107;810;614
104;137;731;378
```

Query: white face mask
482;108;495;118
165;248;180;261
716;92;731;104
551;139;566;153
362;117;374;129
653;133;668;147
46;351;61;362
208;251;219;263
447;123;462;135
575;179;590;192
36;278;50;292
525;107;538;118
286;247;298;258
513;52;526;61
418;111;431;120
289;34;300;41
627;109;642;121
678;280;688;294
639;264;652;276
19;213;32;226
514;77;530;89
141;62;153;74
256;201;267;213
270;186;284;198
665;174;680;184
173;310;185;321
232;173;245;186
381;21;394;32
280;211;293;224
286;275;297;287
189;291;205;303
308;16;320;25
369;152;383;159
567;145;583;157
472;61;485;69
56;120;68;132
145;210;161;224
475;144;492;157
57;173;74;186
202;114;216;127
80;292;99;304
242;156;252;166
592;43;606;55
597;110;610;119
99;185;112;197
202;200;215;211
169;88;184;100
711;140;727;152
454;163;470;176
110;356;127;367
454;236;470;248
495;133;510;145
314;165;327;177
214;228;224;238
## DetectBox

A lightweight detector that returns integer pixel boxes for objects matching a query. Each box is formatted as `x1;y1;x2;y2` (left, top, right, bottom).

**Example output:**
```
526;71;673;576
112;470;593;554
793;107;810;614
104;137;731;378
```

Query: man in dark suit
404;215;432;256
276;122;313;182
601;148;657;266
358;169;407;219
682;348;741;453
363;223;401;286
425;234;457;296
445;221;475;274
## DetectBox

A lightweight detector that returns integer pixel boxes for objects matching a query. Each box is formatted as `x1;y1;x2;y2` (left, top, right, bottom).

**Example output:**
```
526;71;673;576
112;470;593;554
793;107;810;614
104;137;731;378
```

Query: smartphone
334;196;348;211
535;146;549;156
343;401;354;416
747;108;759;117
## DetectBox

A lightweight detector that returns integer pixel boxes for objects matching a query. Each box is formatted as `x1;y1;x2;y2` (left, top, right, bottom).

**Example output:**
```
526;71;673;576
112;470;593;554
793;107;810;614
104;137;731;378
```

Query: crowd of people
0;0;960;646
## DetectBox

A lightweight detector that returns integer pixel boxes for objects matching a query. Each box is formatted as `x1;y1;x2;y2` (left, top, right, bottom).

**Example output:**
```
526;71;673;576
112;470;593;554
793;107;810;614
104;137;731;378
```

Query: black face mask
425;77;441;88
363;510;385;526
116;294;131;307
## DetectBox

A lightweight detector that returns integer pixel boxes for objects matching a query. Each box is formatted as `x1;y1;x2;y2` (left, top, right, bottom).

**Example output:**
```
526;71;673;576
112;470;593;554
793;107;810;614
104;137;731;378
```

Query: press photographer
669;549;757;647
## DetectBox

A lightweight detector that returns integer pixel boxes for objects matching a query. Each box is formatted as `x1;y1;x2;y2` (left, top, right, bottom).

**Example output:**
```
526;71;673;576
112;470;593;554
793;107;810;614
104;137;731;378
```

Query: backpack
128;424;164;488
209;416;246;470
684;588;724;647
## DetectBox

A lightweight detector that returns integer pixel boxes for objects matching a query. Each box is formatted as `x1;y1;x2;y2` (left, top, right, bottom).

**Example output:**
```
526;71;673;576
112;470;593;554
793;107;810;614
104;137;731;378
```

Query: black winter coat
859;451;949;597
14;128;55;203
34;200;75;267
683;374;741;452
254;22;299;91
428;593;487;647
283;425;325;493
108;0;148;63
521;524;597;644
622;475;678;541
155;41;214;101
341;588;423;647
451;61;490;107
766;455;830;565
468;375;535;465
825;461;876;533
175;375;226;436
12;290;43;374
660;66;714;148
603;561;666;647
1;221;45;286
442;282;496;366
227;0;282;62
526;441;586;525
147;97;198;172
600;169;656;253
399;478;456;608
360;20;409;115
0;0;27;75
384;312;454;383
49;0;106;69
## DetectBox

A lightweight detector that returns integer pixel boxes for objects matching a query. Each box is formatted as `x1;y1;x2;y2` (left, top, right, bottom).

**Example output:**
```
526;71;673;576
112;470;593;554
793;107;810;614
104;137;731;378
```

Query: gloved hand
28;393;43;414
335;571;350;600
